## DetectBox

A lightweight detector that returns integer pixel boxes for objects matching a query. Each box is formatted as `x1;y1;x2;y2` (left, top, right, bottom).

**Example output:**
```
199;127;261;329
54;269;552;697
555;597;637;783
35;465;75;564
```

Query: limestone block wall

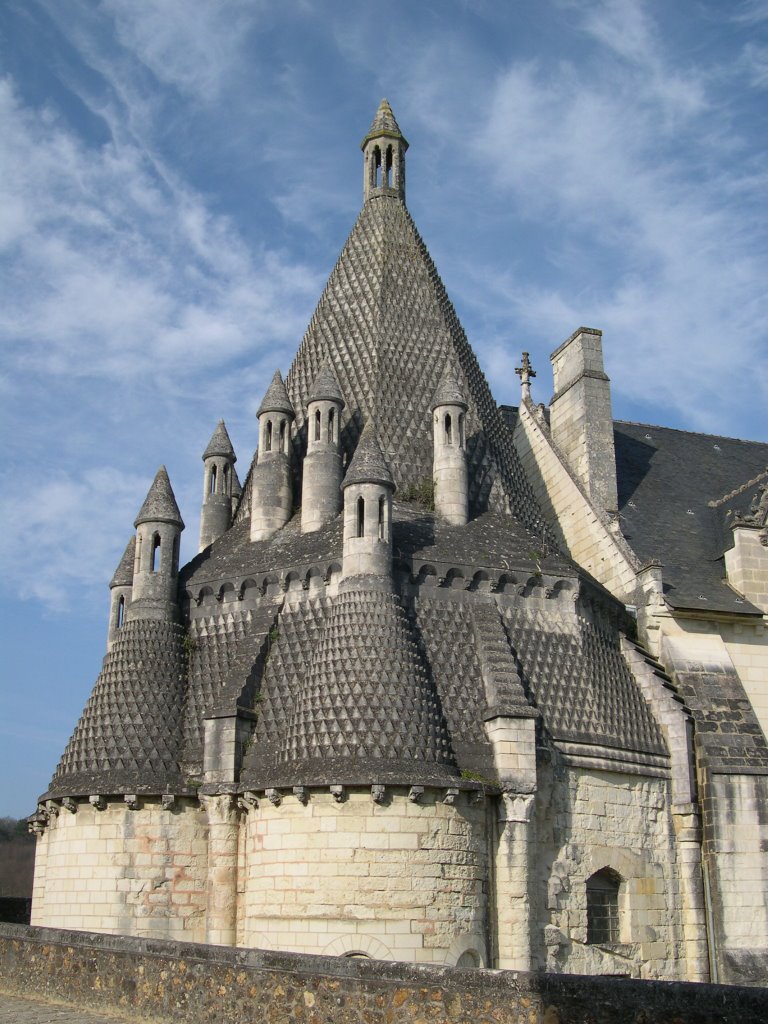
239;787;489;965
31;799;207;942
535;766;688;980
725;528;768;612
513;399;638;602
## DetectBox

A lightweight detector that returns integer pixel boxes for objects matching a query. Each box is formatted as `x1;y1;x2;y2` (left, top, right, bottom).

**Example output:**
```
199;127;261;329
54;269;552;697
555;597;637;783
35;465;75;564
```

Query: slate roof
134;466;184;529
203;420;236;462
614;422;768;614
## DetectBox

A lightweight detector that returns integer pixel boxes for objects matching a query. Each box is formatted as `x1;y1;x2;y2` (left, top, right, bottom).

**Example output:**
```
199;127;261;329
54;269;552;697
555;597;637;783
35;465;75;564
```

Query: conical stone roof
283;185;552;540
342;421;394;489
431;367;468;411
134;466;184;529
257;370;294;417
203;420;236;462
109;537;135;589
361;98;407;148
308;362;344;406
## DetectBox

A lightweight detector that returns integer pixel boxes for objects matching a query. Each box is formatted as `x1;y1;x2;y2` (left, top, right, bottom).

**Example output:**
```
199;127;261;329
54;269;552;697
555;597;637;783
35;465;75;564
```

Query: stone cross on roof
515;351;536;397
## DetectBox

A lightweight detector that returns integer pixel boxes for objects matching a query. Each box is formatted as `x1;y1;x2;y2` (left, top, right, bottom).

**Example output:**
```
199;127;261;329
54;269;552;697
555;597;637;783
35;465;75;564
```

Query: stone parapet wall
2;924;767;1024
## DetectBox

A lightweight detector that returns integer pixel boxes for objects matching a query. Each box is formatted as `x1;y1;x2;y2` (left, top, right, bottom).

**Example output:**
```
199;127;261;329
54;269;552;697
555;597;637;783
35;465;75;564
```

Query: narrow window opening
357;496;365;538
209;464;217;494
374;147;382;187
328;407;335;444
265;420;272;453
116;595;125;630
458;412;465;447
314;409;321;442
279;419;287;453
172;535;179;575
385;145;393;186
445;413;452;444
223;464;229;492
150;533;161;573
586;869;621;945
378;495;385;540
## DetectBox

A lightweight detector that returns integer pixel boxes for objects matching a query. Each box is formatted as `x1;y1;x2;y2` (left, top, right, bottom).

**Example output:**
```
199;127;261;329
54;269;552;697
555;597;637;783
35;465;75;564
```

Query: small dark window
357;496;365;538
150;533;161;573
328;407;335;444
586;869;621;944
374;146;382;187
209;464;217;494
279;419;287;452
378;495;385;540
459;412;465;447
385;145;393;186
172;535;179;574
116;595;125;629
265;420;272;452
223;464;229;491
445;413;452;444
314;409;321;442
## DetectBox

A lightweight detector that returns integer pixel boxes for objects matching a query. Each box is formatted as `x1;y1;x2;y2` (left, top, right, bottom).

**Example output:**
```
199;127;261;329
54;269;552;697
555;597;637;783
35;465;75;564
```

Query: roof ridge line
615;419;768;446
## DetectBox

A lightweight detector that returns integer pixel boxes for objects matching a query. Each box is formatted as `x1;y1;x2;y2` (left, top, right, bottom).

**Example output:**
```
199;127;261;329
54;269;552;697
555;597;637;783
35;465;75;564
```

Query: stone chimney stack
107;536;134;650
549;327;618;517
199;420;237;552
431;368;469;526
341;422;395;587
361;98;408;204
250;371;295;542
301;363;345;533
129;466;184;623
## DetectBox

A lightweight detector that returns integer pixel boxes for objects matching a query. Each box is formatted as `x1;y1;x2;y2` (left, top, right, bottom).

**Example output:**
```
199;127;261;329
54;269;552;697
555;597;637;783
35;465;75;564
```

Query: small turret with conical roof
251;370;295;542
362;98;408;203
107;537;134;650
129;466;184;622
431;367;469;525
341;421;394;586
302;362;345;534
199;420;237;552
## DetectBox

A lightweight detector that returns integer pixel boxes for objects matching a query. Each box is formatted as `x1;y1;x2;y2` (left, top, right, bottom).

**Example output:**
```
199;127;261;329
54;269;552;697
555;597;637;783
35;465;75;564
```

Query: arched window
357;496;365;538
116;595;125;630
342;951;370;959
374;146;382;187
150;533;161;573
586;869;621;944
445;413;452;444
328;407;335;444
385;145;393;186
223;464;229;492
279;419;287;452
265;420;272;452
314;409;321;442
458;412;465;447
378;495;386;540
209;464;217;494
456;950;480;969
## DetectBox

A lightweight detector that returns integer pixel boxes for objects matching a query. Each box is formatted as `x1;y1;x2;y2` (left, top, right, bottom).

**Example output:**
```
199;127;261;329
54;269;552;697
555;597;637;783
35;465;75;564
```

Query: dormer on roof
361;98;408;203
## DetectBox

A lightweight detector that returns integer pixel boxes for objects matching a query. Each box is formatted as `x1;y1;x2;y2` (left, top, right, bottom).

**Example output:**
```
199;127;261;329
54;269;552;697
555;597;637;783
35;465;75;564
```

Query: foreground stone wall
2;924;767;1024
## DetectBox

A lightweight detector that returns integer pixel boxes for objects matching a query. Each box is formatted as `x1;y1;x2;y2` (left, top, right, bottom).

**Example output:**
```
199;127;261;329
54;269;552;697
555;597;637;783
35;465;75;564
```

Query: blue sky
1;0;766;817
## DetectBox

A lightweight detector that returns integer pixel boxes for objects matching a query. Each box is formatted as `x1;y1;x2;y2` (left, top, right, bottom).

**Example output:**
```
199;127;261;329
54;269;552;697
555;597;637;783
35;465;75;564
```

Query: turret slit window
172;535;179;575
385;145;393;186
116;595;125;630
150;533;161;573
328;407;335;443
357;496;365;538
374;146;381;187
223;464;229;492
209;464;217;494
378;495;386;540
445;413;452;444
280;419;287;453
265;420;272;453
315;409;321;442
586;869;621;945
459;413;465;447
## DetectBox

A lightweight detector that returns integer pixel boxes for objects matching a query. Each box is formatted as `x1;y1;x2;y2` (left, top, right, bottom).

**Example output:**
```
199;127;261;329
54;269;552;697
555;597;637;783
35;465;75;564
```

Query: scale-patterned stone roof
109;537;135;589
343;422;394;489
362;98;407;146
203;420;236;462
134;466;184;529
46;620;187;798
431;368;467;411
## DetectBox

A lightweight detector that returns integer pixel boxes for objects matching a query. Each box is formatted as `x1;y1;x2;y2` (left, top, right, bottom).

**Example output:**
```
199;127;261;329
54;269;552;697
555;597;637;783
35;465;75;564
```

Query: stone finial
361;98;408;150
342;422;394;490
110;537;136;589
203;420;237;462
515;352;536;398
431;368;468;412
134;466;185;529
308;362;345;407
257;370;294;418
